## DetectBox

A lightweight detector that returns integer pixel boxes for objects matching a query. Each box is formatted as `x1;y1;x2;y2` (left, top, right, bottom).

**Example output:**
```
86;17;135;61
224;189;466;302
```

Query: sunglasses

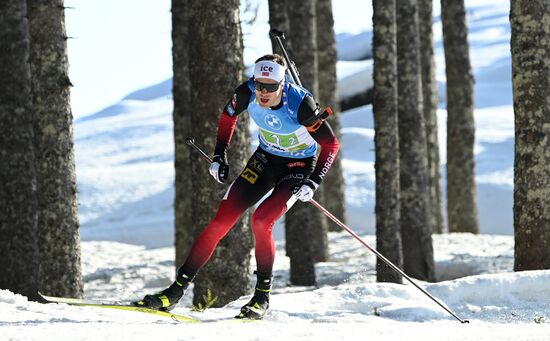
253;80;281;93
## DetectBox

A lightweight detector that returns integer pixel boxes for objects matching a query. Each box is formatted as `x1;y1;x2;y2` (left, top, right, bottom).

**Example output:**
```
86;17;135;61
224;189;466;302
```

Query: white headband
253;60;286;83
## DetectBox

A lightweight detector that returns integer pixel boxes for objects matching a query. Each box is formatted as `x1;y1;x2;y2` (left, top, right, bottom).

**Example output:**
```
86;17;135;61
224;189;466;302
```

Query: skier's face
254;78;283;108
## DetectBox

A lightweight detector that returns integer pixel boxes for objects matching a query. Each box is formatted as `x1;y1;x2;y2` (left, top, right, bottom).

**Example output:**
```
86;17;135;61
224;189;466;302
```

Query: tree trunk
27;0;83;298
397;0;435;282
418;0;444;234
441;0;479;234
511;0;550;271
179;0;252;307
372;0;403;284
316;0;347;230
283;0;329;285
172;0;194;267
268;0;291;54
286;1;318;95
0;0;40;301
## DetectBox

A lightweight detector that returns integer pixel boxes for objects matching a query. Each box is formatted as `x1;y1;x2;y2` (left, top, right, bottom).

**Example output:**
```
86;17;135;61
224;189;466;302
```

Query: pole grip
186;137;212;163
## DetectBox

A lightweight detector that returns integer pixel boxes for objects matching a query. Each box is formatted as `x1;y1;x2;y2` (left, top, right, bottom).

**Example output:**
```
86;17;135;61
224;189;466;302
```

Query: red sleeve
213;81;252;159
214;111;238;159
308;122;340;185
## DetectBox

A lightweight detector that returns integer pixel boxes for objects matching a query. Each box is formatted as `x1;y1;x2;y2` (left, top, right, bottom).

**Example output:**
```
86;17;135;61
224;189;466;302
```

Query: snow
3;0;548;340
2;235;550;340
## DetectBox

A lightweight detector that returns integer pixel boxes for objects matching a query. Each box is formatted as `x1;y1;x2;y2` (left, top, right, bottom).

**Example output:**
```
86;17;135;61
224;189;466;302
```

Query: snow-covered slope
1;232;549;340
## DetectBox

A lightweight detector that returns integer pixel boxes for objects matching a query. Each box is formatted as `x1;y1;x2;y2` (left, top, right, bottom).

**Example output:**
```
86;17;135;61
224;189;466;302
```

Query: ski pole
186;137;213;163
269;29;302;86
185;136;469;324
308;199;469;324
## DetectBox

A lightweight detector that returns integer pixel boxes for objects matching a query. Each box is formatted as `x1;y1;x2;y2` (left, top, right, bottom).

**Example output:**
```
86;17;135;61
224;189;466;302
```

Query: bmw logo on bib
264;114;282;130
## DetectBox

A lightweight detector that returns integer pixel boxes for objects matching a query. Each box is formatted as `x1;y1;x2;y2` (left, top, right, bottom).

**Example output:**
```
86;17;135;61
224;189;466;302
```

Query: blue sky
64;0;372;118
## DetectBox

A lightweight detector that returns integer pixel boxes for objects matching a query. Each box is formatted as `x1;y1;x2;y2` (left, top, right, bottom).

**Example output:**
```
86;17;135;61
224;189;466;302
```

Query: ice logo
264;114;282;130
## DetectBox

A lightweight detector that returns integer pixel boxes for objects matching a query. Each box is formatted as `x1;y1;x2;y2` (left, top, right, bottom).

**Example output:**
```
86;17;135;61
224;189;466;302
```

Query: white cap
253;60;286;83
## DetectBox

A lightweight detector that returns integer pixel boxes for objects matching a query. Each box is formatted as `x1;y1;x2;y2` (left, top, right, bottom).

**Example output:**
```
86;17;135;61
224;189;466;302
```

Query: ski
39;293;200;323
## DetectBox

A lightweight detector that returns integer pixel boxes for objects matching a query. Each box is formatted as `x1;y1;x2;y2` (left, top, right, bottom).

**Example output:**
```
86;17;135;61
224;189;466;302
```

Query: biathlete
134;53;340;319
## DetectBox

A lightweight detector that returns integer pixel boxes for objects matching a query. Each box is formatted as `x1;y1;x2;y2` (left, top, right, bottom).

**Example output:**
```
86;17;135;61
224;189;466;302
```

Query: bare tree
173;0;252;307
418;0;444;234
372;0;403;284
27;0;83;298
441;0;479;234
396;0;435;281
511;0;550;271
316;0;347;229
0;0;40;301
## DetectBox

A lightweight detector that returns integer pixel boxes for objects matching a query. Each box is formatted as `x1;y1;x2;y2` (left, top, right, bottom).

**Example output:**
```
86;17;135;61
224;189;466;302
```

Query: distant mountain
77;79;172;123
123;79;172;101
336;30;373;61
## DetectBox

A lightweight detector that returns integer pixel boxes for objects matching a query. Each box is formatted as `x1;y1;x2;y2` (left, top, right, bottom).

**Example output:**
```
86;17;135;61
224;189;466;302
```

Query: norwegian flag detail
262;71;270;76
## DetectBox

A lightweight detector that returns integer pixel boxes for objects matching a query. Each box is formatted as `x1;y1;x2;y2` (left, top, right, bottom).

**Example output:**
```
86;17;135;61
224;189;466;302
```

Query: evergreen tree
316;0;347;229
268;0;290;54
173;0;252;307
27;0;83;298
0;0;40;301
441;0;479;234
511;0;550;271
397;0;435;282
172;0;194;267
372;0;403;284
282;0;330;285
418;0;444;234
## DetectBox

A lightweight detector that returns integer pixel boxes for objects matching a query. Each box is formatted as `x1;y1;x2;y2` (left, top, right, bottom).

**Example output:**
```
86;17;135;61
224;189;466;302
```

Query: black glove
209;155;229;183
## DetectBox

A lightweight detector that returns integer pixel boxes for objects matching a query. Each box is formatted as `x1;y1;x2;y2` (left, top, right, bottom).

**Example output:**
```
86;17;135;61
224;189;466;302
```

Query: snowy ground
2;0;547;340
1;233;550;340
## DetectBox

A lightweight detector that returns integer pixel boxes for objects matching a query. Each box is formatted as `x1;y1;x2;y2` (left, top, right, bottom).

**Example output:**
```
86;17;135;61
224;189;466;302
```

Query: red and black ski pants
179;148;315;277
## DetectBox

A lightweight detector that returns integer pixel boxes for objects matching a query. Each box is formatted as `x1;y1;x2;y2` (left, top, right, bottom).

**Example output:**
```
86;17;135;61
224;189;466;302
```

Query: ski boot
133;270;193;311
236;272;272;320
